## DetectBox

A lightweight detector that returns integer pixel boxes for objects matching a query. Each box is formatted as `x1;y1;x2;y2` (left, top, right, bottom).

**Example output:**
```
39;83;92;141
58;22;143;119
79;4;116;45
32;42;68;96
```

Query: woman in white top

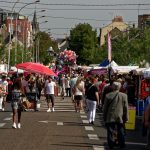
74;77;85;112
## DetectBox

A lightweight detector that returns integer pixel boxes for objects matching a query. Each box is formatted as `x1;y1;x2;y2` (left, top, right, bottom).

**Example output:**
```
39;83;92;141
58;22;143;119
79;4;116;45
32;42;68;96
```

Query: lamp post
35;20;48;62
26;10;45;19
37;16;46;19
47;46;54;56
39;20;48;24
15;0;40;64
8;0;20;71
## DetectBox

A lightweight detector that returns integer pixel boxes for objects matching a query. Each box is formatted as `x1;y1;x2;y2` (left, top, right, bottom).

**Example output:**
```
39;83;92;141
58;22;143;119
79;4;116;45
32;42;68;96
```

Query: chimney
112;16;123;22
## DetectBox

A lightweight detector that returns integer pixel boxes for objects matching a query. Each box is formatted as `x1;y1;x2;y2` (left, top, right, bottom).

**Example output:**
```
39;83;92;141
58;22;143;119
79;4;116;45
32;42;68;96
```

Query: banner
90;68;107;75
108;32;112;62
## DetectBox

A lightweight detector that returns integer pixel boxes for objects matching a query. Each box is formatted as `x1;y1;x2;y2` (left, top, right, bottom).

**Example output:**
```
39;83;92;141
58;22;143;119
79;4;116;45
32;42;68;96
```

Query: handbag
22;98;32;109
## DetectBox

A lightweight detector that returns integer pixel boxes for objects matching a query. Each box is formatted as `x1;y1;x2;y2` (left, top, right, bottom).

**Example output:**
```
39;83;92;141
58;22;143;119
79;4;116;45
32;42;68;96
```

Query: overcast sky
1;0;150;39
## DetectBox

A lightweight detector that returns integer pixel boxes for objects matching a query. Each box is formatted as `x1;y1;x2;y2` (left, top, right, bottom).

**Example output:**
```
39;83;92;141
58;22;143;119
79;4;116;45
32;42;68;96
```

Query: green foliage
37;31;58;65
101;27;150;66
3;44;24;66
69;23;99;65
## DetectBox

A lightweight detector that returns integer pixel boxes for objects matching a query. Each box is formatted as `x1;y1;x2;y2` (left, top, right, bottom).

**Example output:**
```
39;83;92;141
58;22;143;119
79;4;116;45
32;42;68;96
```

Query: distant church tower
32;10;39;34
31;10;39;62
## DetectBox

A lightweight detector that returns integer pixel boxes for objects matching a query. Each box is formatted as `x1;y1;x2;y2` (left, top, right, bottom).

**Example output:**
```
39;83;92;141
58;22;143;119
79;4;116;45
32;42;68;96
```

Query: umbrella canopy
16;62;57;76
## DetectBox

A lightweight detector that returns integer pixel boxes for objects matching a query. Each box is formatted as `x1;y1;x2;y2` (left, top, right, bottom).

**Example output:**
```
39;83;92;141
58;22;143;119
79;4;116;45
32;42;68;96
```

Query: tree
36;31;58;65
100;27;150;66
69;23;99;65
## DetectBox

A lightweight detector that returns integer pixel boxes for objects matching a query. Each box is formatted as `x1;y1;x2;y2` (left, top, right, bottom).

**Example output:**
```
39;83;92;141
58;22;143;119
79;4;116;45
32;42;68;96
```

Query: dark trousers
106;122;125;148
66;88;71;97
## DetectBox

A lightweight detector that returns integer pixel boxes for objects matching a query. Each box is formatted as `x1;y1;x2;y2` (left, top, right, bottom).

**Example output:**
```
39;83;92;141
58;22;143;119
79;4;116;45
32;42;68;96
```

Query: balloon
57;49;77;66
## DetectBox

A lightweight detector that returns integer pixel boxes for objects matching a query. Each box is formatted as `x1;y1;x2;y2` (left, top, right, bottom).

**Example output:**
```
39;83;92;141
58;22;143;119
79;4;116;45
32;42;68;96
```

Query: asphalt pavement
0;96;147;150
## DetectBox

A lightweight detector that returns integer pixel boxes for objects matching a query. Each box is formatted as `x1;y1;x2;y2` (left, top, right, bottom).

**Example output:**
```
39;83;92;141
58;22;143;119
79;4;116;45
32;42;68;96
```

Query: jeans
106;122;125;148
86;99;97;122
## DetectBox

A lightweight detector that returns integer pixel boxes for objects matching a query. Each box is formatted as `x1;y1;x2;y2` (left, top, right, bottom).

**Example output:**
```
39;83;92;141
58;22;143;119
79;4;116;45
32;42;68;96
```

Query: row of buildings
100;14;150;46
0;7;150;56
58;14;150;50
0;8;39;49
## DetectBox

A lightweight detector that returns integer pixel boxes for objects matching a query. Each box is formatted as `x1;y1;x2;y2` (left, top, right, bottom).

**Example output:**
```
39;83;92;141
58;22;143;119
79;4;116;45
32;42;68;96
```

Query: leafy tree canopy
37;31;58;65
69;23;100;65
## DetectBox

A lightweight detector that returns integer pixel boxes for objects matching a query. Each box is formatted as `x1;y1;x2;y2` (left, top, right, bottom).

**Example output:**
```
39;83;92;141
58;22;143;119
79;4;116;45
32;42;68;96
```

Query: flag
108;32;112;62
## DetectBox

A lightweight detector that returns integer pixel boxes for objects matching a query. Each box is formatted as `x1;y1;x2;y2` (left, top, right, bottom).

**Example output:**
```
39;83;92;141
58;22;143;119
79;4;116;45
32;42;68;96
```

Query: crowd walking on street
0;70;150;150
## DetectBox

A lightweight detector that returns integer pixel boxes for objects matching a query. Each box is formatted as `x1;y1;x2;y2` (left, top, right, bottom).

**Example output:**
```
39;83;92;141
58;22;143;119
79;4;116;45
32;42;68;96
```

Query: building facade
138;14;150;29
100;16;128;46
0;8;33;47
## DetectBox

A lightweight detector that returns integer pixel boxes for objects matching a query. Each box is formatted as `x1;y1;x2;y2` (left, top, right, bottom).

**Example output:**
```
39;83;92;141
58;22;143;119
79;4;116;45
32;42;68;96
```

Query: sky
1;0;150;39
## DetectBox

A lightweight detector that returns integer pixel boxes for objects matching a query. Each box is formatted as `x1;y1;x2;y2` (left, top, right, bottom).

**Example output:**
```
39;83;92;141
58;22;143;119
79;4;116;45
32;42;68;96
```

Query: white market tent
111;66;139;74
143;68;150;78
109;60;118;67
132;68;147;75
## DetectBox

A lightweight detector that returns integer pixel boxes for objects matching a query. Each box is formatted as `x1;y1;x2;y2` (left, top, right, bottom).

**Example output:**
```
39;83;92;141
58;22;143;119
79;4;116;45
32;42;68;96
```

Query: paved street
0;96;147;150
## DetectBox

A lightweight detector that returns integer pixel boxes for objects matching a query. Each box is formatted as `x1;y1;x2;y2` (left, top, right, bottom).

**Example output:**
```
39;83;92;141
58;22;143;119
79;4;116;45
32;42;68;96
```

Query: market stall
90;67;108;75
111;66;139;74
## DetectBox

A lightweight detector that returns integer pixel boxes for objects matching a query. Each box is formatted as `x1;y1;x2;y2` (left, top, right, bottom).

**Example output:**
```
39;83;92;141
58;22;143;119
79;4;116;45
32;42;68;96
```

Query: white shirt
45;81;56;94
0;80;8;92
75;82;84;96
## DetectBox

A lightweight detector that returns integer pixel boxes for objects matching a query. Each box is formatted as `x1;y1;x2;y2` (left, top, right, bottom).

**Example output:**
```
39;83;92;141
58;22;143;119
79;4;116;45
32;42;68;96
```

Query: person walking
74;77;85;112
86;77;99;124
65;76;71;97
44;76;56;112
6;77;13;103
0;75;8;111
70;74;78;102
103;82;128;149
36;76;43;100
11;81;23;129
59;74;66;100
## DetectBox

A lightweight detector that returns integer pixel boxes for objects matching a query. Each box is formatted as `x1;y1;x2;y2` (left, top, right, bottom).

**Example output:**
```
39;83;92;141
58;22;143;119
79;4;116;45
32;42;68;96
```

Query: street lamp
8;0;20;71
37;16;46;19
39;20;48;24
33;20;48;62
47;46;54;56
26;10;46;19
15;0;40;64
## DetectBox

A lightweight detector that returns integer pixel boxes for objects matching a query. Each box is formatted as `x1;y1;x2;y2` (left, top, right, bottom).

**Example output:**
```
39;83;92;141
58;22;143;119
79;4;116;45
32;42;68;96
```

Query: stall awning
112;66;139;74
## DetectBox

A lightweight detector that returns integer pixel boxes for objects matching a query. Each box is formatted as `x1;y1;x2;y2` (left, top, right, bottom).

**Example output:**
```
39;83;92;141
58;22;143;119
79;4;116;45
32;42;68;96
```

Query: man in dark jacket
103;81;128;149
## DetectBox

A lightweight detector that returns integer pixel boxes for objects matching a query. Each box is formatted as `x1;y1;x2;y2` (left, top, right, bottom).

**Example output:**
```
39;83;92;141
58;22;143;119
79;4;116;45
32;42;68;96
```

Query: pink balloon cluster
59;49;77;65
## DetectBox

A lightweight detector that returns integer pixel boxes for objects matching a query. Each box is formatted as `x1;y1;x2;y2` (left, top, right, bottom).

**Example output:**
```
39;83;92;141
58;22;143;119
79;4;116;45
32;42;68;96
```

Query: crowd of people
0;71;149;149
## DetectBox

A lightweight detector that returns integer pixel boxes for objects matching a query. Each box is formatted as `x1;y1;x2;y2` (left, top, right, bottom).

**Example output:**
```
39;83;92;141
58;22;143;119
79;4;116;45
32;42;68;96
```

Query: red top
140;79;150;100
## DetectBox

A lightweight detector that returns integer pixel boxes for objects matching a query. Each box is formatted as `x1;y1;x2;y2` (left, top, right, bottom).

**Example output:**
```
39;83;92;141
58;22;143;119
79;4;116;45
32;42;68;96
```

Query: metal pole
22;21;25;62
8;0;20;71
15;0;40;64
37;37;40;62
15;13;17;64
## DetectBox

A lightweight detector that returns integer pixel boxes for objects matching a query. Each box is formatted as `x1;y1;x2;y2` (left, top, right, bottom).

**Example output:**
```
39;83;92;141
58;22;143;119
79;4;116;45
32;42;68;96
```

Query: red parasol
16;62;57;77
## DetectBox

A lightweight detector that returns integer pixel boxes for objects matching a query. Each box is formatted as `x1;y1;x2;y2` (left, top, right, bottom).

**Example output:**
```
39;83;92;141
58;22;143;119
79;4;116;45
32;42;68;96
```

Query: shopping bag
22;99;31;109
